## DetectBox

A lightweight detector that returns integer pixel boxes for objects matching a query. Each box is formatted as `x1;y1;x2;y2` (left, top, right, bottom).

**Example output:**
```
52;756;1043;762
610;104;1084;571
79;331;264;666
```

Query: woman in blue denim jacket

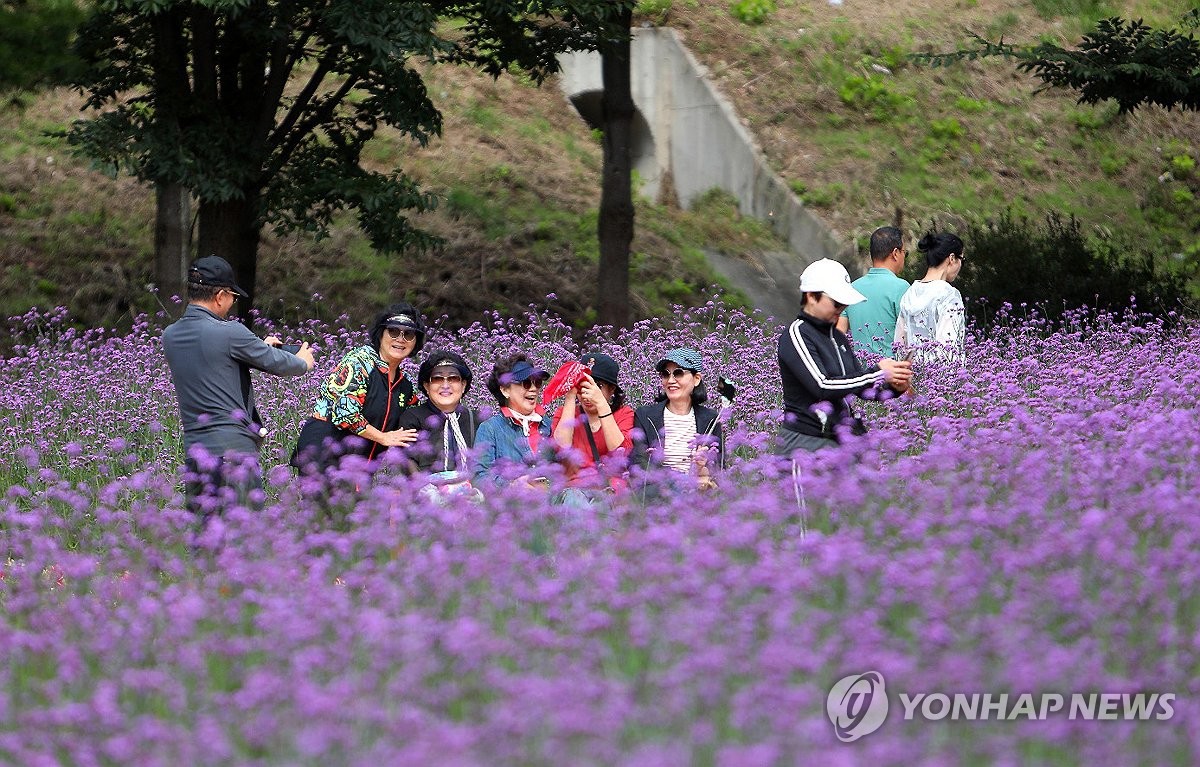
473;353;555;487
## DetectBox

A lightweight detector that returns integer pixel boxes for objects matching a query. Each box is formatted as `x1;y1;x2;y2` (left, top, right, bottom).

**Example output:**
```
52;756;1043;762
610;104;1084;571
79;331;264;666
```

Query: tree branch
268;73;359;179
257;13;309;144
267;53;335;151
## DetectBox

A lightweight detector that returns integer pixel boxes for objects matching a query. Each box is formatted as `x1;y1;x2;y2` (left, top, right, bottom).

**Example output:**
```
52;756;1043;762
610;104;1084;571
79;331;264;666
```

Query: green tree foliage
0;0;86;92
67;0;631;315
919;212;1191;324
918;11;1200;113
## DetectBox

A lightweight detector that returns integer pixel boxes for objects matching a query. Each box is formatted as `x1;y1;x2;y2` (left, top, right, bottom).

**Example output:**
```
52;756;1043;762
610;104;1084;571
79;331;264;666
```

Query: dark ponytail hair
918;231;965;268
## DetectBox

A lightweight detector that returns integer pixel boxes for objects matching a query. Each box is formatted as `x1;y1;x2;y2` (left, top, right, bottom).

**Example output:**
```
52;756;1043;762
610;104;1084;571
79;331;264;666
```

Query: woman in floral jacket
292;302;424;472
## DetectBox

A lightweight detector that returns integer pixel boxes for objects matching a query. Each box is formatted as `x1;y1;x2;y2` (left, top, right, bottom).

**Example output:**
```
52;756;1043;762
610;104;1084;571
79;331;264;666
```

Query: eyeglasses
429;374;463;385
518;376;546;390
825;294;847;311
385;327;418;341
659;368;693;381
954;253;966;262
219;289;238;302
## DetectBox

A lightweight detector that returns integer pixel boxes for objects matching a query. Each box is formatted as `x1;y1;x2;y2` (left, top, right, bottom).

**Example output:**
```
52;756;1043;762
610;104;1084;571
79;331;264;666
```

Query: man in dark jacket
777;258;912;454
162;255;315;517
397;349;480;475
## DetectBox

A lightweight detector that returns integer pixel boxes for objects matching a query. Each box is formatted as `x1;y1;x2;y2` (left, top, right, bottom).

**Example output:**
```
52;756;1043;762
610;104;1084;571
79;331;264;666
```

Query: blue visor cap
508;360;547;382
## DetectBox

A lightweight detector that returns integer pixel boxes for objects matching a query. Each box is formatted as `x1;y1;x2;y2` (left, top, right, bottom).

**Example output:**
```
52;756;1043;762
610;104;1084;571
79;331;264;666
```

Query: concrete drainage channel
557;27;849;323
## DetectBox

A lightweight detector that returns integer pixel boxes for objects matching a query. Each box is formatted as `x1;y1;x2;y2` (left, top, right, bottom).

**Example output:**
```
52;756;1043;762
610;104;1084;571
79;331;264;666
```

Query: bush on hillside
729;0;774;25
906;211;1192;325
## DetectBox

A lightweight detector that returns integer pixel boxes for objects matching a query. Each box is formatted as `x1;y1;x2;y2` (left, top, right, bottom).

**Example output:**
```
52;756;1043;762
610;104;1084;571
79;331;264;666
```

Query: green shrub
730;0;775;25
635;0;673;24
1030;0;1111;20
1098;153;1123;177
1170;154;1195;177
1069;103;1119;130
876;46;909;72
928;117;965;141
796;182;843;208
954;96;988;113
828;22;853;50
838;75;910;119
986;11;1021;36
940;211;1190;323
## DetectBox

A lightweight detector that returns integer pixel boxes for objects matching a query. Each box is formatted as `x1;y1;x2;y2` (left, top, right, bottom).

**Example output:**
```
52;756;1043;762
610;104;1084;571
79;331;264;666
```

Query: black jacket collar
797;310;834;332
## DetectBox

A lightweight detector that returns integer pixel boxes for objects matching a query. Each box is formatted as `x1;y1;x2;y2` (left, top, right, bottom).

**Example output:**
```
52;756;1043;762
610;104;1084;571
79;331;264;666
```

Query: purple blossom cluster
1;300;1197;765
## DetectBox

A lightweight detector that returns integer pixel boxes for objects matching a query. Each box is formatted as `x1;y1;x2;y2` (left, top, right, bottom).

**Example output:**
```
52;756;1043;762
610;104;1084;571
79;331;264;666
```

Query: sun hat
370;302;427;355
798;258;867;306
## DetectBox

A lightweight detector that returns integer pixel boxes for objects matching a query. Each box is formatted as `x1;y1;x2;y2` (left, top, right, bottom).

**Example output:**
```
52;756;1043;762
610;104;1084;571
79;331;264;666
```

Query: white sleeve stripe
789;320;883;391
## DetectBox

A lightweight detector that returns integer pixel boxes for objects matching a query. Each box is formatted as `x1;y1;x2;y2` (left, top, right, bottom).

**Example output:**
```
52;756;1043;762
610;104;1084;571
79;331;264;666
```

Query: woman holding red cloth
550;352;634;487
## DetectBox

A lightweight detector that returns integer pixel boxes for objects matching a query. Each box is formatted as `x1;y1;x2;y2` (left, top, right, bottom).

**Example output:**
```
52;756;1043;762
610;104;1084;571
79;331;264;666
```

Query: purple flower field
1;299;1197;765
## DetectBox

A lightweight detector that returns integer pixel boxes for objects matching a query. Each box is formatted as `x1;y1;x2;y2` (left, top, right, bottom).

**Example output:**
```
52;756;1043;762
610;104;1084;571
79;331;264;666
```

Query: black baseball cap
189;255;249;298
418;349;472;391
580;351;621;391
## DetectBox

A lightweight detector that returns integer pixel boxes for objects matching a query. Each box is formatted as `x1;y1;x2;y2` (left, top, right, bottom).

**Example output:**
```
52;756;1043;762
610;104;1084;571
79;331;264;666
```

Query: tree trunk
154;181;191;309
150;8;192;313
596;10;635;330
196;196;261;324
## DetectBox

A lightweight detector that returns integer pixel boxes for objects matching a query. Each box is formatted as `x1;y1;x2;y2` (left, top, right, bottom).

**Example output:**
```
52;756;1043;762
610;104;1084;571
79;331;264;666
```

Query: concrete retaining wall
558;27;848;291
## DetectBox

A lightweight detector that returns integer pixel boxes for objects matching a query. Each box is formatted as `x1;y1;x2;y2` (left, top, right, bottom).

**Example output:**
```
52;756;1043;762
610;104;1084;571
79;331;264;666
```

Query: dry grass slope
1;0;1196;331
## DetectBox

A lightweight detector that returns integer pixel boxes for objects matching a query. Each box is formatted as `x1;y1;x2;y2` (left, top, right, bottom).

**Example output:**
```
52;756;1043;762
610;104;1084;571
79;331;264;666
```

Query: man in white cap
776;258;912;454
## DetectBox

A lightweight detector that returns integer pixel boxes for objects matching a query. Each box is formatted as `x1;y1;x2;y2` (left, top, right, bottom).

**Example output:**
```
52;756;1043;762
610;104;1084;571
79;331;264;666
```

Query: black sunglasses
659;368;693;381
385;327;418;341
518;376;546;390
818;292;847;311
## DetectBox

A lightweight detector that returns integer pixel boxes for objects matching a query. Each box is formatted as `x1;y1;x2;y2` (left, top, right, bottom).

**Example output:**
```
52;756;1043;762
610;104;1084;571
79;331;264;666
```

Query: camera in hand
279;344;302;355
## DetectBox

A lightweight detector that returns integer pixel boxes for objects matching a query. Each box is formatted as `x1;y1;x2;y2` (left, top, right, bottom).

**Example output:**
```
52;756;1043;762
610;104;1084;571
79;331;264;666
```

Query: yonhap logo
824;671;1177;743
827;671;889;742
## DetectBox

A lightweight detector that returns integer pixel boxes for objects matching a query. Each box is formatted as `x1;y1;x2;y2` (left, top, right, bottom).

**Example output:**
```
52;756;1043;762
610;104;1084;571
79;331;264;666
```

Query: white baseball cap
799;258;867;306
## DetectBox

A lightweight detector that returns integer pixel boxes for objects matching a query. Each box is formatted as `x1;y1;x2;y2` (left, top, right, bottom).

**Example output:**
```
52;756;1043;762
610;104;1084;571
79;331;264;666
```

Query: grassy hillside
665;0;1199;266
1;0;1197;332
0;69;773;332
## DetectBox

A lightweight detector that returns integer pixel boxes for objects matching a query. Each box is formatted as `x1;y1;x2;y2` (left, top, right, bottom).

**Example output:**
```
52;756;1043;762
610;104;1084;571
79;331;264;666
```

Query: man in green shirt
839;226;910;357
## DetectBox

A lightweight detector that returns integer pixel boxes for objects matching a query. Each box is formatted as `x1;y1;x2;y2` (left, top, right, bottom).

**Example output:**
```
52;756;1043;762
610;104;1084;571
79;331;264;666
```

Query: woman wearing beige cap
776;259;913;454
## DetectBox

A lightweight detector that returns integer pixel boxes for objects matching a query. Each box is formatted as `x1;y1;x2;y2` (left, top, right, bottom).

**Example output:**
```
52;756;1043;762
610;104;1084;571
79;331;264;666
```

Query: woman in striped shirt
632;348;724;489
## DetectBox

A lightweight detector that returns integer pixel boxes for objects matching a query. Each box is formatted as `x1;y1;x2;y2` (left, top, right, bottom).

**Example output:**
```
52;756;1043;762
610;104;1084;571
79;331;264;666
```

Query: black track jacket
778;311;886;441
